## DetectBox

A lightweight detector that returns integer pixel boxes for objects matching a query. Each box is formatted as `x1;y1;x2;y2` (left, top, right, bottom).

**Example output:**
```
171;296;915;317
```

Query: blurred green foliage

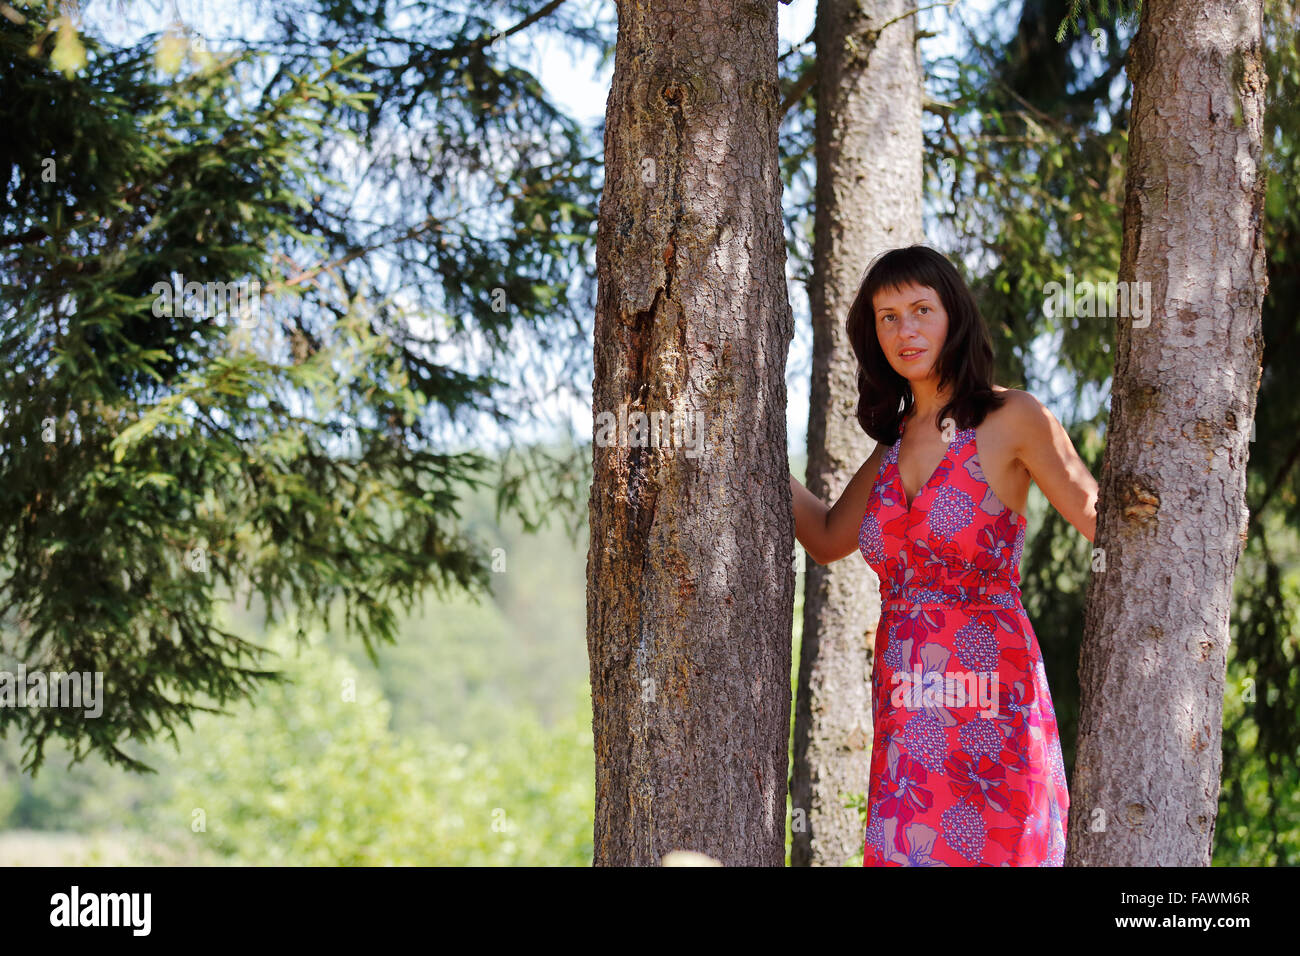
0;473;593;865
158;624;593;866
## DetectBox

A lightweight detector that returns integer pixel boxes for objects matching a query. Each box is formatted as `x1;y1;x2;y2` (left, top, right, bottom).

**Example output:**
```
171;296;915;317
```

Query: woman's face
873;281;948;384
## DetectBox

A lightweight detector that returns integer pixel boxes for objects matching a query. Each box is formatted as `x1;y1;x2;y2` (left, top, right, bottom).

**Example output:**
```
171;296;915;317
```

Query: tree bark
587;0;795;866
790;0;924;867
1068;0;1267;866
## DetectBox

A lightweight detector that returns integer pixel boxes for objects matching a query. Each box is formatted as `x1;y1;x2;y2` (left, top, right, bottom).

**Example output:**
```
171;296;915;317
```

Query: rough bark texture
1067;0;1267;866
789;0;924;867
587;0;795;866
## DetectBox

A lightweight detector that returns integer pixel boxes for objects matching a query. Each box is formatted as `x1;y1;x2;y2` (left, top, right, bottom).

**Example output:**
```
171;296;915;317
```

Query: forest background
1;0;1295;865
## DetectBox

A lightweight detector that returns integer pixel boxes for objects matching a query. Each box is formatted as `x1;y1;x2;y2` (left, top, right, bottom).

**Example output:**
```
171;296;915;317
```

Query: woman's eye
919;306;930;314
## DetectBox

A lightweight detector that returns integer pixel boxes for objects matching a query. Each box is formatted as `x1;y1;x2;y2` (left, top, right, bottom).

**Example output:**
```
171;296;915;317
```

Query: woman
790;244;1098;866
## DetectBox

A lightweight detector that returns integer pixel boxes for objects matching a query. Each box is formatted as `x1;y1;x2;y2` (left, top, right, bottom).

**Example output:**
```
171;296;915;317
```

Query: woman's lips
899;348;926;361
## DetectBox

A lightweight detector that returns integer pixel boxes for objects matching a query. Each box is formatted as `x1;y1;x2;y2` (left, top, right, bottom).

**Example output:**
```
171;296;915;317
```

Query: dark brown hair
845;244;1006;445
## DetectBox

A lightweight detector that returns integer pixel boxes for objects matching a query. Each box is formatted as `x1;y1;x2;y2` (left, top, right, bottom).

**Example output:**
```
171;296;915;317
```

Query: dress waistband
881;578;1022;610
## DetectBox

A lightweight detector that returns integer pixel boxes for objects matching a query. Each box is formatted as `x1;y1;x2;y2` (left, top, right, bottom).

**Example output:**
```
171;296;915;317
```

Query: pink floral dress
857;415;1069;866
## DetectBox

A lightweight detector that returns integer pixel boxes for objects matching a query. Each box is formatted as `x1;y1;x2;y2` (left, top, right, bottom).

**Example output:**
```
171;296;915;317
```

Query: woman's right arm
790;442;886;565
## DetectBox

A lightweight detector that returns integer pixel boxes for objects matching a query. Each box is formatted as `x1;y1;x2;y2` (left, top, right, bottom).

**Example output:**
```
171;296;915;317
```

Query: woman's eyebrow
876;298;932;314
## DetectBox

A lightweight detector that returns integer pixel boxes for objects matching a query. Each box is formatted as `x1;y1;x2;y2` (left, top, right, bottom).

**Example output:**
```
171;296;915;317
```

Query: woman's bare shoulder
991;384;1030;399
985;387;1050;447
990;386;1042;417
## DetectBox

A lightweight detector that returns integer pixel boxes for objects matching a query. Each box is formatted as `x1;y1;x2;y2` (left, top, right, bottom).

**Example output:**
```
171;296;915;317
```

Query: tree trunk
1068;0;1267;866
587;0;795;866
790;0;924;867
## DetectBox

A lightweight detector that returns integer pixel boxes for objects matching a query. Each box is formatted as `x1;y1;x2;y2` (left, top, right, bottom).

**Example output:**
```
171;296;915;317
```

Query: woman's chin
895;366;937;383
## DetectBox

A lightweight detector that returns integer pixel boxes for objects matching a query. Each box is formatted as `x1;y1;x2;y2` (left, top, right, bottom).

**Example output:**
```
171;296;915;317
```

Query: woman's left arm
1011;392;1099;543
